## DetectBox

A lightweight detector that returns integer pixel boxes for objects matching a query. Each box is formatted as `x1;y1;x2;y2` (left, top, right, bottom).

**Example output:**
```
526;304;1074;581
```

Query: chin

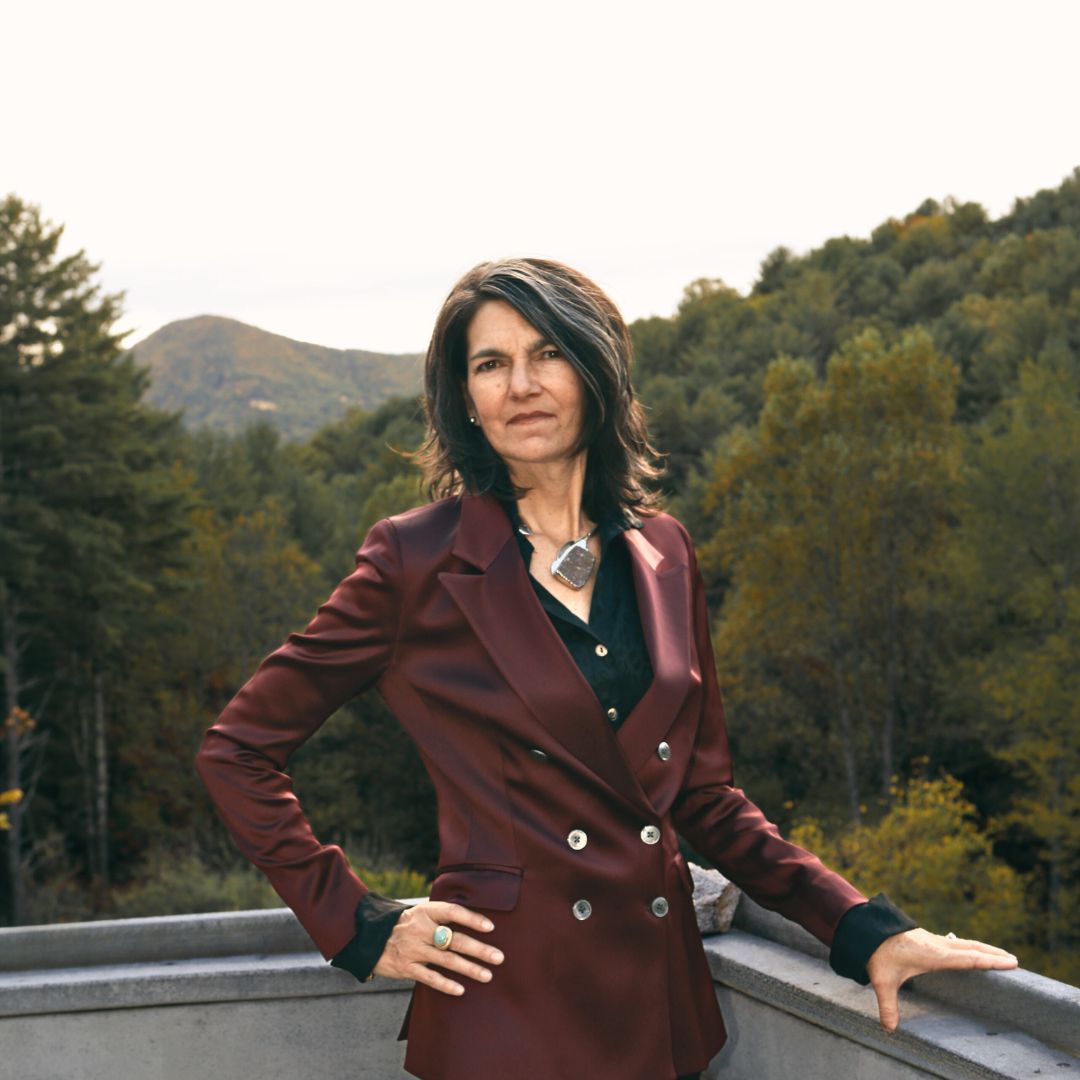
501;446;579;468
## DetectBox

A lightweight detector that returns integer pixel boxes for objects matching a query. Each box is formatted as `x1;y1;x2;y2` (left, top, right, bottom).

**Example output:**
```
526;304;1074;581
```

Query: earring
469;416;477;424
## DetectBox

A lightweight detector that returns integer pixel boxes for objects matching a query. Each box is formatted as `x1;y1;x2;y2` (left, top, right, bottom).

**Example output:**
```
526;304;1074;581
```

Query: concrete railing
1;885;1076;1079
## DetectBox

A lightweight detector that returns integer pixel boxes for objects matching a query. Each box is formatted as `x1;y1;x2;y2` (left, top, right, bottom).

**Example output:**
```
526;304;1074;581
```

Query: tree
952;356;1080;973
703;327;962;821
0;193;191;922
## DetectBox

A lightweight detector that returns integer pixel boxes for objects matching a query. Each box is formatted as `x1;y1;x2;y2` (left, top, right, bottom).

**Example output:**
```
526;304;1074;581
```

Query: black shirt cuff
329;891;409;984
828;892;919;985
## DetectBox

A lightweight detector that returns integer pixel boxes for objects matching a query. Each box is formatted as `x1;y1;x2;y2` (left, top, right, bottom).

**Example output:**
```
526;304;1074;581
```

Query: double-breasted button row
569;826;658;847
571;897;669;920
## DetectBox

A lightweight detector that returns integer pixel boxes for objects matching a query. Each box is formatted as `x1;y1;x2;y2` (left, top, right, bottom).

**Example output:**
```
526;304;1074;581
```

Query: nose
508;356;541;397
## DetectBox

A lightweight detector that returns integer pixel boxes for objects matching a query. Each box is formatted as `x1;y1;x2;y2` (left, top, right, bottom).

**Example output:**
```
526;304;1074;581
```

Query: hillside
128;315;425;440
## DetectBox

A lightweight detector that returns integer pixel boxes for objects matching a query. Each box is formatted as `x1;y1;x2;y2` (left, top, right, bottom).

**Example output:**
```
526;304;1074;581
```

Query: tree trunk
821;498;862;825
830;660;861;824
93;668;109;897
74;683;96;885
881;526;901;800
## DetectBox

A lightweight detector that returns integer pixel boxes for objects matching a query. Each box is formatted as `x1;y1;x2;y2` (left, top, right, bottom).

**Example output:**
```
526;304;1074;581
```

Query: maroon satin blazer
195;488;867;1080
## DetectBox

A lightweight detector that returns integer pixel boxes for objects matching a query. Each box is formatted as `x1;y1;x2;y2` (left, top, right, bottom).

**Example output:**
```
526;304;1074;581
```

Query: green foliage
948;356;1080;975
110;848;283;918
704;327;963;818
107;847;430;919
352;865;432;902
631;168;1080;478
1;192;196;921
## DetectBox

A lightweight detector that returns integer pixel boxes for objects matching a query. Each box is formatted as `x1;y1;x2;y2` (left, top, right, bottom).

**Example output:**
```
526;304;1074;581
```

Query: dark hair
407;257;667;524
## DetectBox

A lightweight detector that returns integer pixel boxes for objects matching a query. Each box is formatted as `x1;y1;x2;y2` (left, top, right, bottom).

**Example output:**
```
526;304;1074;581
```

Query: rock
689;862;741;934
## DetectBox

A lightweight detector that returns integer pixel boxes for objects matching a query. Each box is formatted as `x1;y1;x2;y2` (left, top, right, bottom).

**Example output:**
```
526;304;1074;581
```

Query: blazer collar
440;488;691;816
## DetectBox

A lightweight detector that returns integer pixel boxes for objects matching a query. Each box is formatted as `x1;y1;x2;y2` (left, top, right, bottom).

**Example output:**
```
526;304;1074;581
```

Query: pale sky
5;0;1078;354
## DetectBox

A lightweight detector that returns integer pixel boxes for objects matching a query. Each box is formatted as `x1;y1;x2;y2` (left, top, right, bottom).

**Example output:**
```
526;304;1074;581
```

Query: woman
194;258;1018;1080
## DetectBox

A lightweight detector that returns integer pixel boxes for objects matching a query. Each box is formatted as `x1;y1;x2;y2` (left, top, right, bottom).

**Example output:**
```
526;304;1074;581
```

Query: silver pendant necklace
517;516;599;590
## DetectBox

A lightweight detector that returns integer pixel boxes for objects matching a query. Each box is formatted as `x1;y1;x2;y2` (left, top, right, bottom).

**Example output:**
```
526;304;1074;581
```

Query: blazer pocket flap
430;864;524;912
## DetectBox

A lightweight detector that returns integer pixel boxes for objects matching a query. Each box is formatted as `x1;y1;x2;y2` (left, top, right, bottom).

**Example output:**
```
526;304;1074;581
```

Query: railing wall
1;893;1076;1079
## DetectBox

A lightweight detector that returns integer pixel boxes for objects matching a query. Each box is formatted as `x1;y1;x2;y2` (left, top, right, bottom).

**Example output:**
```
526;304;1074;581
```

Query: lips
509;412;553;424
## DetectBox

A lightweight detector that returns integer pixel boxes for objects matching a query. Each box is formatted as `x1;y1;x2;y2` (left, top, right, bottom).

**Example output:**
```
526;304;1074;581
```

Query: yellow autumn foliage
0;787;23;830
790;773;1030;956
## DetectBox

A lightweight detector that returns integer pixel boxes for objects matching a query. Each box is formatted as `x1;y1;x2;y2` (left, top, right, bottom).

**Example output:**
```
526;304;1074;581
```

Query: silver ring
945;931;957;940
433;925;453;951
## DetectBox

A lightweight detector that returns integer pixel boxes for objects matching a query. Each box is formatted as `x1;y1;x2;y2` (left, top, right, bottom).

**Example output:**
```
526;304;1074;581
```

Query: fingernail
483;919;494;931
481;969;492;981
492;950;504;963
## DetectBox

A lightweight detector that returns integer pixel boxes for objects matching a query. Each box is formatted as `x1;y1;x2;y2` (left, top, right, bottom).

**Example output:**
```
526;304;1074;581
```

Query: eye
475;359;499;373
541;348;563;359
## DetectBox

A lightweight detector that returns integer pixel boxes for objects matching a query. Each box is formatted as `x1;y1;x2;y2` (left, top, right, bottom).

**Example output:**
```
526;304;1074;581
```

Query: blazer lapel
617;527;691;773
438;489;691;815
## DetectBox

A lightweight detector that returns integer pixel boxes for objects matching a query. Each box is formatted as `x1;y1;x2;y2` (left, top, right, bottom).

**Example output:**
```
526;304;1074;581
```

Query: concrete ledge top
0;951;403;1019
704;929;1078;1080
729;894;1080;1059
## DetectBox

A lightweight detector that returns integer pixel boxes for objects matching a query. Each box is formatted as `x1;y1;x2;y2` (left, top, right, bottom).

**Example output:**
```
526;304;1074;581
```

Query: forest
1;171;1077;985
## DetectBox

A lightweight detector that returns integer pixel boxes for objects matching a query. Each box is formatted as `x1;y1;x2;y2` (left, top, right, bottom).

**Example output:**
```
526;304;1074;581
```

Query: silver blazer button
572;899;593;920
656;741;672;761
651;896;669;917
567;829;588;850
640;825;661;845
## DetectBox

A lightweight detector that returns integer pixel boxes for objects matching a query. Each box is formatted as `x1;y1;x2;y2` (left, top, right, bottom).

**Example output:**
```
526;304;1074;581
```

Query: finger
425;901;496;933
875;982;901;1033
426;929;505;966
939;949;1019;971
422;943;496;984
944;937;1016;958
407;961;466;997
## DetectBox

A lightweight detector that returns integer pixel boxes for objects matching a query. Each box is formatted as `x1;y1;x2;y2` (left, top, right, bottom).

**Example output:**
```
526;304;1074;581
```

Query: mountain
127;315;425;440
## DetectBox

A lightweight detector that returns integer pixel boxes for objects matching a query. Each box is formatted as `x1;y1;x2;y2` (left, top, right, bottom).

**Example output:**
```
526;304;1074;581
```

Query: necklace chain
516;515;600;590
516;518;597;545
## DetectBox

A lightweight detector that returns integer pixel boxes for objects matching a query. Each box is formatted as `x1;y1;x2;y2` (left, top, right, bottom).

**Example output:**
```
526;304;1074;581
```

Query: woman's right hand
371;900;505;995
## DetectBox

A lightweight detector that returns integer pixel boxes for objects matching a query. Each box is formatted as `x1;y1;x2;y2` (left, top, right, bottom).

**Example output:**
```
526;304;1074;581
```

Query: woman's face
461;299;587;473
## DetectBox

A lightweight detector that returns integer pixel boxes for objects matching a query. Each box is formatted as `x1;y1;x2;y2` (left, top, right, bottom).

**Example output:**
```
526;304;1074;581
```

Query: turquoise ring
433;925;453;951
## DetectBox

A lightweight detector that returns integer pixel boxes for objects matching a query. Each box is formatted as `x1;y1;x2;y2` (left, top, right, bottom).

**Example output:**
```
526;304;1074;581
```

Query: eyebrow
467;336;555;365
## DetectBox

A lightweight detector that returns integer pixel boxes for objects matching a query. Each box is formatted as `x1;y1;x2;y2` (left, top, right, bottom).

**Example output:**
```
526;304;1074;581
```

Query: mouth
508;413;553;425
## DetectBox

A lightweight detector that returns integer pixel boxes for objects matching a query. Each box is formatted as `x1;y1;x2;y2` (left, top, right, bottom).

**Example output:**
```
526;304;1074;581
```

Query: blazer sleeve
669;521;869;948
194;516;402;961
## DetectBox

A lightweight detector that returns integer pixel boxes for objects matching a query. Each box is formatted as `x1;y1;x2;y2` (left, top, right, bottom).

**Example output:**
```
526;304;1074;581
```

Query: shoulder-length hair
407;257;667;524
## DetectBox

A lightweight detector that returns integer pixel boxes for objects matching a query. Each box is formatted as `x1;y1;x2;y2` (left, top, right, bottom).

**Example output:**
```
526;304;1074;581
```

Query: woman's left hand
866;928;1019;1032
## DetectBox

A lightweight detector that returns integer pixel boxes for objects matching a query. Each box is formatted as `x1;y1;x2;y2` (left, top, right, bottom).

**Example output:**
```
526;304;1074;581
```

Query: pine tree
0;193;192;922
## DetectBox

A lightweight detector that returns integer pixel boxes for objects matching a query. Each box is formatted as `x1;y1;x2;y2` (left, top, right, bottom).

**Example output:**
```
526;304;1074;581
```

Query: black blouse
330;498;916;987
